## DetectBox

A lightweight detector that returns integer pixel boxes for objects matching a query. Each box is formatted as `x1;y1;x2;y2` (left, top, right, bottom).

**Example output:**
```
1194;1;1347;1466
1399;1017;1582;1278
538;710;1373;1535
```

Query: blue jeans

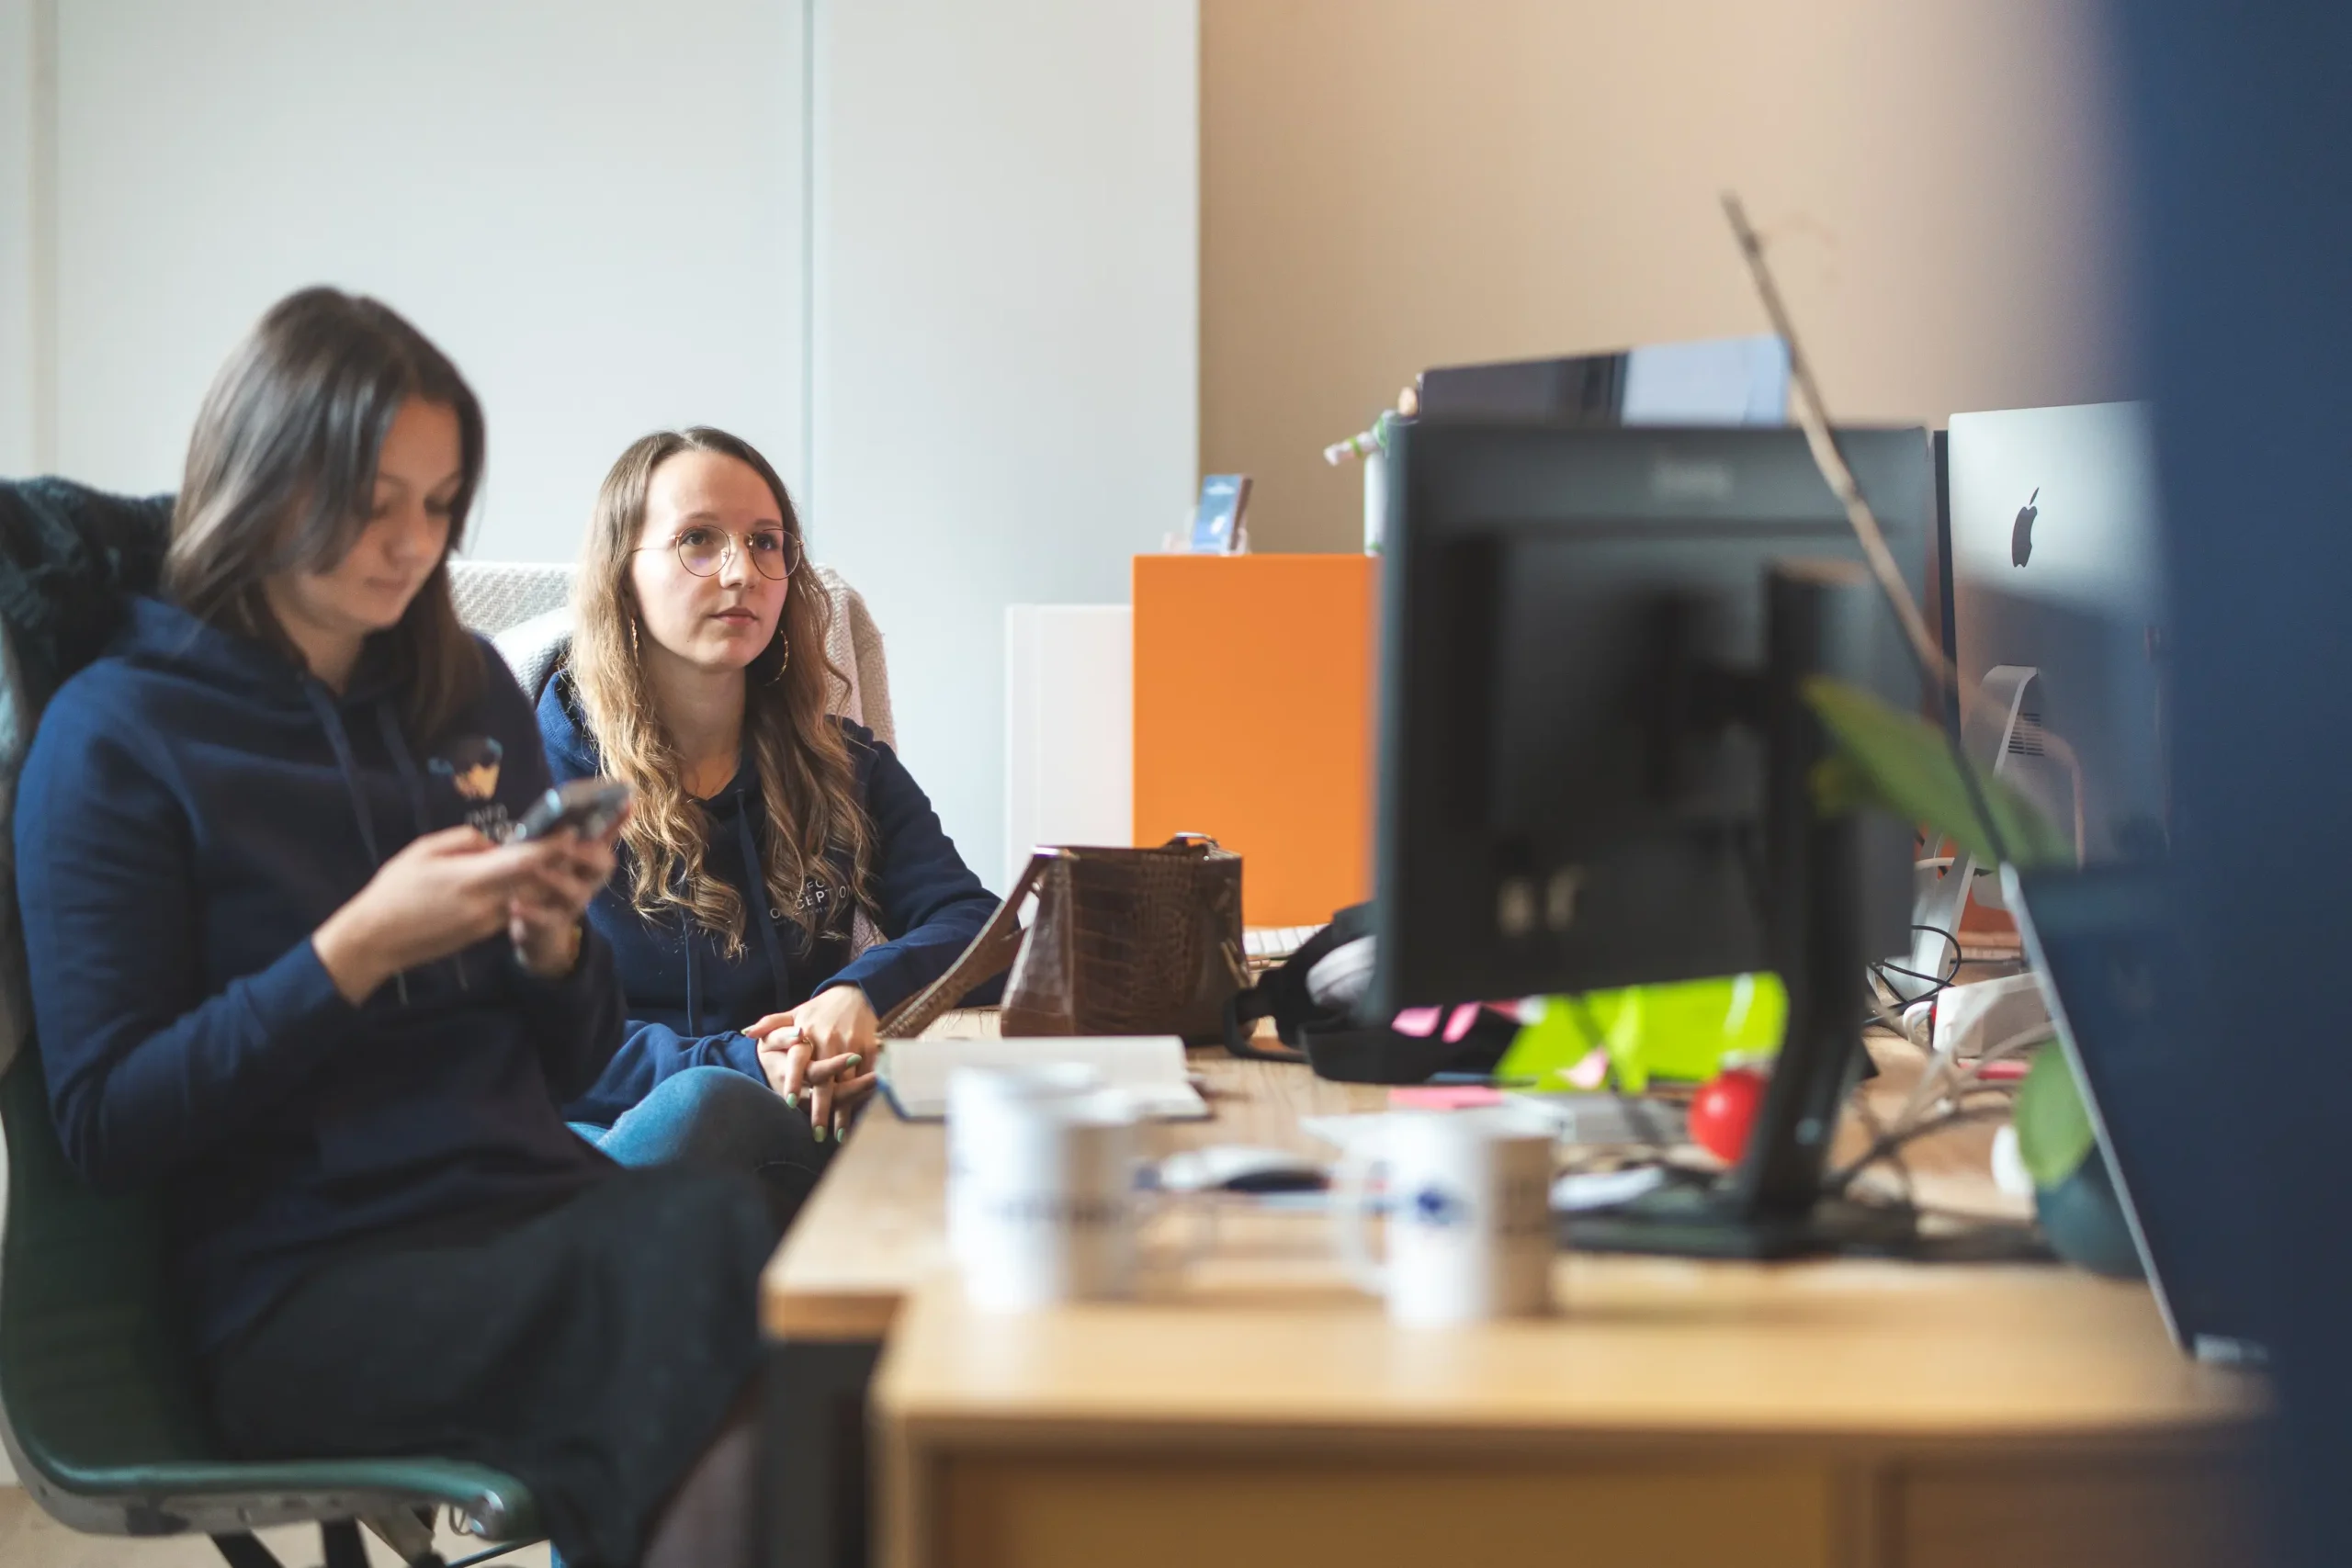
571;1066;829;1226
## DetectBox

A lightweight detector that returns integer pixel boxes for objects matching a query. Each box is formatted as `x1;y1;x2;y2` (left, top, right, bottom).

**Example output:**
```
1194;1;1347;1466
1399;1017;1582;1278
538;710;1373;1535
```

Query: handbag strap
876;852;1055;1040
1222;987;1306;1063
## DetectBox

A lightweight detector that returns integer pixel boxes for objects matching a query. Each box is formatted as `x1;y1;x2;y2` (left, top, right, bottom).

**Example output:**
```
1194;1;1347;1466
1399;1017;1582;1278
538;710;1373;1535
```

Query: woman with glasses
539;427;996;1193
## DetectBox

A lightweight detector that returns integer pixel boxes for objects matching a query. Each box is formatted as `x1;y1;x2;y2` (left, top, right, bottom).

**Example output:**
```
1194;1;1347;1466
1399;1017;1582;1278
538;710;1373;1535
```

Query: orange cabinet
1131;554;1377;926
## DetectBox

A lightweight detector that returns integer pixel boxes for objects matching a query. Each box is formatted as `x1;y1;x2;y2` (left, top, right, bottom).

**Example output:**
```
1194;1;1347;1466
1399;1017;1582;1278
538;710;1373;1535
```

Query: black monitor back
1373;423;1934;1012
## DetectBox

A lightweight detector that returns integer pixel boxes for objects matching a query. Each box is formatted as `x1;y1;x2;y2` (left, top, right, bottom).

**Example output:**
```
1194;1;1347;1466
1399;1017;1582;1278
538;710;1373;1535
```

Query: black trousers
209;1167;780;1568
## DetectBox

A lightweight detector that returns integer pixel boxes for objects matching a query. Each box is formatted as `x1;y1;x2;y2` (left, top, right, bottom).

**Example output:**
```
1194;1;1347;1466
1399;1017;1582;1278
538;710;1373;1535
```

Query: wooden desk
763;1036;1383;1343
768;1031;2267;1568
759;1019;1383;1567
876;1248;2264;1568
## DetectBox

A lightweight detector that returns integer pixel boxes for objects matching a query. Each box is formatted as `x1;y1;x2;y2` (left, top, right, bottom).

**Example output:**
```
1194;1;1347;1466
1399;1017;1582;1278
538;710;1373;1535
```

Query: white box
1003;605;1133;894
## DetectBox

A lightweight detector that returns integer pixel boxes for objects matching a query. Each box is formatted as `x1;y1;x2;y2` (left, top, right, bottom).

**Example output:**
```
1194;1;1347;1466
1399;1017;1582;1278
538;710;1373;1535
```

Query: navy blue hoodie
537;671;996;1126
14;598;623;1352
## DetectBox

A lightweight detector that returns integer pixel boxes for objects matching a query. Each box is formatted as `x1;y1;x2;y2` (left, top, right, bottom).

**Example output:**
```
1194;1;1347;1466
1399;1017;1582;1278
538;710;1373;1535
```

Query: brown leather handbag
878;836;1246;1044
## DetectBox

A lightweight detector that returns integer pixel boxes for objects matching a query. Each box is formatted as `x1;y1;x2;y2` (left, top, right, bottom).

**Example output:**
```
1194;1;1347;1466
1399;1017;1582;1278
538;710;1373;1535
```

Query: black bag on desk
1222;904;1518;1084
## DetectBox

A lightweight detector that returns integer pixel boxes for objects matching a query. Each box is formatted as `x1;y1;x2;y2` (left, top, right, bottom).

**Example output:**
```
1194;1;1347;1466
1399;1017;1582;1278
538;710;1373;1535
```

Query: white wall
28;0;808;558
0;0;1203;891
0;0;44;476
810;0;1198;889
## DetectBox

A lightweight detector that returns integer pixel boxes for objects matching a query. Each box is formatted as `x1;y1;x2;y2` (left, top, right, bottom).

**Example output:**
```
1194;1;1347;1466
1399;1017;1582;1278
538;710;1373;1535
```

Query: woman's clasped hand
745;984;880;1142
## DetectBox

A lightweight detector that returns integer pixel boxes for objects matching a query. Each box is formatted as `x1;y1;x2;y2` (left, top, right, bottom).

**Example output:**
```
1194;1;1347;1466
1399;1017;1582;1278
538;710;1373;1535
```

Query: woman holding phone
540;427;997;1161
14;290;772;1568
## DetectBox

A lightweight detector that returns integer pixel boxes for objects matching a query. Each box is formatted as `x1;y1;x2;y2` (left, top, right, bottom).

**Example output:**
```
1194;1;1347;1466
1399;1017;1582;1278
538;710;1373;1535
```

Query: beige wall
1204;0;2135;553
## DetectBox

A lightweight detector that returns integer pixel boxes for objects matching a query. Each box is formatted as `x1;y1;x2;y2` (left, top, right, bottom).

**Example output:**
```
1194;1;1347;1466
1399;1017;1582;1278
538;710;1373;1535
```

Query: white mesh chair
446;561;574;637
447;559;895;750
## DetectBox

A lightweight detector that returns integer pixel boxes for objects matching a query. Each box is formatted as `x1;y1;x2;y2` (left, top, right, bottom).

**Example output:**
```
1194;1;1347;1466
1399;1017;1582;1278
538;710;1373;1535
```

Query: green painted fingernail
784;1092;797;1107
847;1054;862;1068
814;1124;828;1144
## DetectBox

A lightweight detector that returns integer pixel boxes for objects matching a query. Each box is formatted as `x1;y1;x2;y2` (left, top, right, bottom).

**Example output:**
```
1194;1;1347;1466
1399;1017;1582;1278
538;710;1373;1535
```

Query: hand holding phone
507;779;630;977
514;778;633;842
313;826;545;1001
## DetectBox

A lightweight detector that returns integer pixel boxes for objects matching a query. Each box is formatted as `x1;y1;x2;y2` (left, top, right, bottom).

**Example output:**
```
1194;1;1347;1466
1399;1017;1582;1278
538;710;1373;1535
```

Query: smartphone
514;778;632;842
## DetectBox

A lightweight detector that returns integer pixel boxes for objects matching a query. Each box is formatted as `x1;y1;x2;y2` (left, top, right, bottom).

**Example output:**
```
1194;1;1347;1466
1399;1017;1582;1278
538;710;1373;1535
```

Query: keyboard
1244;925;1327;967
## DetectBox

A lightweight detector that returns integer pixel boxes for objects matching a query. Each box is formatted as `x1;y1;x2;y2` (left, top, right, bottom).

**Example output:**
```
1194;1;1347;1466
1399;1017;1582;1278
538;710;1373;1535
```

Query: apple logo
2011;487;2040;567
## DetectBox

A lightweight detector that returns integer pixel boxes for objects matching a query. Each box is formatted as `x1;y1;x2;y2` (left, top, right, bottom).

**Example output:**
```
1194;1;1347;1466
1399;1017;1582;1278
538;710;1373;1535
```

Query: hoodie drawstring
673;786;799;1036
374;702;435;840
302;682;410;1005
375;704;468;990
733;803;794;1013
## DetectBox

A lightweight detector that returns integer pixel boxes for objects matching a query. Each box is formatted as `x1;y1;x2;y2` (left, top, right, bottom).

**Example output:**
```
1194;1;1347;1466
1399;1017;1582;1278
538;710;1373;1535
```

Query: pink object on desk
1387;1085;1508;1110
1393;1002;1502;1041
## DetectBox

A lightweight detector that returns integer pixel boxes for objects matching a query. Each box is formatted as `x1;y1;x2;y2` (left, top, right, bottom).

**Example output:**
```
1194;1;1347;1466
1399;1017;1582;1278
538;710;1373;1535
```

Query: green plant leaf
2014;1043;2097;1189
1801;676;2074;868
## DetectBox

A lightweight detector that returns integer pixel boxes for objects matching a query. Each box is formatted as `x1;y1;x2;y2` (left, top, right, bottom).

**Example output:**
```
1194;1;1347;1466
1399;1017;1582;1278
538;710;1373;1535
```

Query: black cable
1848;1072;1917;1207
1866;923;1963;1009
1901;921;1964;983
1823;1103;2013;1195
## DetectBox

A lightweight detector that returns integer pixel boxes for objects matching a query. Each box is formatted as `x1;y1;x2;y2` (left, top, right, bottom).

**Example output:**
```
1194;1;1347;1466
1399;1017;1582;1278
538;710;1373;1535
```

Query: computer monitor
1946;401;2169;866
1369;422;1939;1257
1372;423;1930;1010
1418;334;1791;428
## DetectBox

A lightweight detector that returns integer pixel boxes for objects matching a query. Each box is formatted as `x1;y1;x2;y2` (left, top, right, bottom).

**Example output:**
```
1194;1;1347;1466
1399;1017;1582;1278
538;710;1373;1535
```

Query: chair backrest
447;559;573;638
0;1040;223;1496
447;558;898;751
0;584;221;1503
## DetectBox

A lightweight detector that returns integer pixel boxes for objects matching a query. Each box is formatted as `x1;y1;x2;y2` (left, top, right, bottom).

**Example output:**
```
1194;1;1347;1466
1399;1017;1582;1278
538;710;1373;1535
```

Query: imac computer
1946;401;2168;863
1370;420;1939;1257
1871;402;2170;999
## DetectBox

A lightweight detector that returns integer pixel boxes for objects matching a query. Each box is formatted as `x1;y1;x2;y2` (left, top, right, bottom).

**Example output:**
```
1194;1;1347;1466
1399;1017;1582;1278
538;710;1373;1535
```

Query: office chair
0;1044;542;1568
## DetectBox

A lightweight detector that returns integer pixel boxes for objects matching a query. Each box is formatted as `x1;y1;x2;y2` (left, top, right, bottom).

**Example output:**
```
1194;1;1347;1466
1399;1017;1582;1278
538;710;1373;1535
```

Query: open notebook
877;1036;1209;1122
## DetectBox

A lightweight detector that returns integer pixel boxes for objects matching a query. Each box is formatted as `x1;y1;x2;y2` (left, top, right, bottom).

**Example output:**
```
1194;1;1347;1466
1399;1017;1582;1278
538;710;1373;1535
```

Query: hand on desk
747;985;880;1142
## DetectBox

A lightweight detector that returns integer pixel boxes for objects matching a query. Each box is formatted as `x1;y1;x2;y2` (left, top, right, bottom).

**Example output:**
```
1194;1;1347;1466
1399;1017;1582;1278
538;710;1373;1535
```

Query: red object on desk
1689;1066;1770;1163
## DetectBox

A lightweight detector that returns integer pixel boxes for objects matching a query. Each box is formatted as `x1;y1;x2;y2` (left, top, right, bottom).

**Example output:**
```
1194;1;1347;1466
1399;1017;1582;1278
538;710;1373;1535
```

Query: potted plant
1807;677;2140;1275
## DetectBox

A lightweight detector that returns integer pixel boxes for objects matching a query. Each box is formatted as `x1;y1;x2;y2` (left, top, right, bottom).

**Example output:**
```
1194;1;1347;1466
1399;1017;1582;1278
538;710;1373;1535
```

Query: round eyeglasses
637;524;803;581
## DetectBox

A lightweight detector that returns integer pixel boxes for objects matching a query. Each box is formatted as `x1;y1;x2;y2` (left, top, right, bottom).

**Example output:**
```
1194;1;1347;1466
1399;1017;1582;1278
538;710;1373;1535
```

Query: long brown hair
164;286;484;738
571;427;872;955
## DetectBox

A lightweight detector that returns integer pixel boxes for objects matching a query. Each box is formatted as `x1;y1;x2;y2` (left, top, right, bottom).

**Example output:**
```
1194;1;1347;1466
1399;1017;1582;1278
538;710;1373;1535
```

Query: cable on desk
1934;1024;2054;1104
1847;1073;1917;1209
1895;1019;2052;1121
1863;979;1922;1048
1823;1103;2015;1196
1865;922;1963;1013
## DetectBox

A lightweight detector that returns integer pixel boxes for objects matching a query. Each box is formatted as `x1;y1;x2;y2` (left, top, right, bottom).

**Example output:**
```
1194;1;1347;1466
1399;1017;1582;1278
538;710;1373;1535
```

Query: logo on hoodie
430;736;512;839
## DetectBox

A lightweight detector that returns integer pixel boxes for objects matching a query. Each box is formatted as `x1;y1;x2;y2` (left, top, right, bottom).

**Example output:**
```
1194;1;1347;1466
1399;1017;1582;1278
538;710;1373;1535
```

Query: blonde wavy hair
571;427;872;956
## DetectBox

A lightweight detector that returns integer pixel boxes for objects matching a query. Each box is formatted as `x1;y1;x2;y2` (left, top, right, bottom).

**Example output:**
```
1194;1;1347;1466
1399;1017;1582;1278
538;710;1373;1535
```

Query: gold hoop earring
767;628;791;685
628;616;640;657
